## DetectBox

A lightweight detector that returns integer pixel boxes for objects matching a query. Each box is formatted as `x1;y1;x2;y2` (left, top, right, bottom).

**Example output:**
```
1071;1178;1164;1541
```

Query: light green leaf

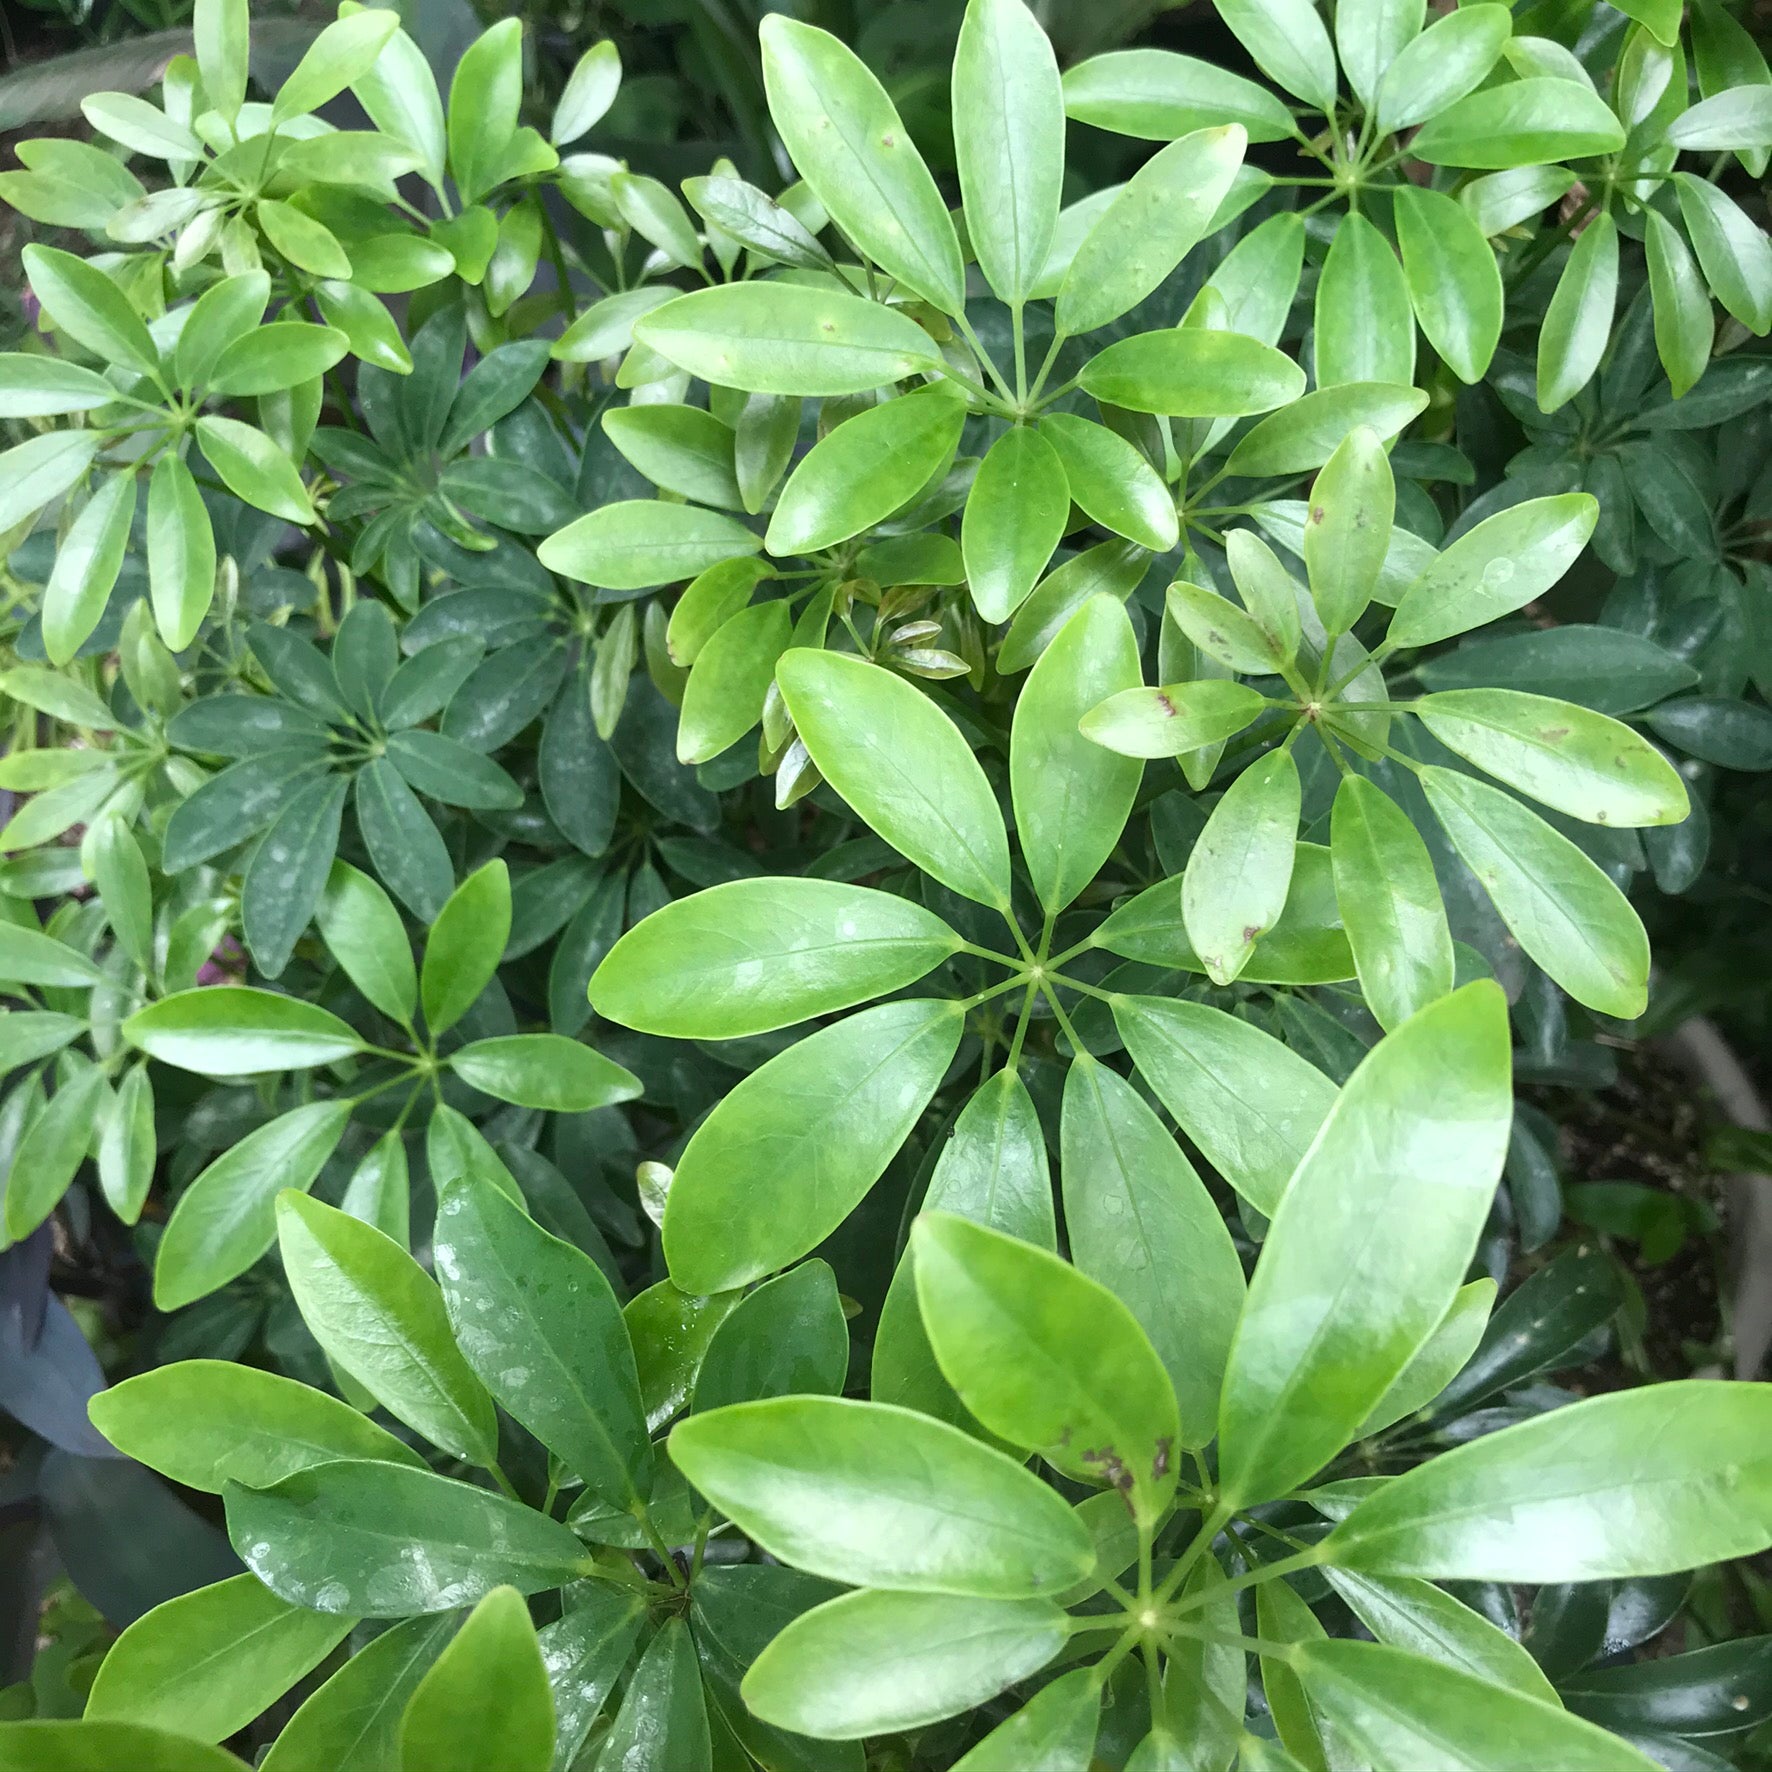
1315;214;1413;388
664;999;963;1293
950;1667;1102;1772
1665;85;1772;150
1217;982;1512;1505
1330;774;1453;1032
317;860;415;1026
1373;4;1511;134
1645;207;1714;399
777;649;1013;907
953;0;1064;304
1394;185;1502;384
273;8;399;124
1421;765;1650;1017
0;353;115;419
124;986;364;1074
1166;574;1290;675
207;323;348;399
1225;382;1427;479
447;1034;640;1113
670;1396;1093;1595
43;471;135;666
603;404;741;510
591;878;960;1037
538;500;761;592
1080;678;1267;759
194;0;249;119
1336;0;1424;106
1411;78;1627;168
0;1722;247;1772
86;1575;352;1742
1354;1276;1494;1437
591;1616;708;1772
147;453;217;650
3;1064;107;1243
760;16;965;313
1060;49;1295;142
0;430;100;535
742;1590;1067;1739
1303;426;1392;636
1183;749;1301;986
399;1587;552;1772
1538;214;1619;413
1216;0;1337;110
422;859;509;1036
767;385;965;556
1675;174;1772;335
1078;328;1304;416
153;1100;353;1312
552;39;621;145
1038;413;1178;552
963;425;1070;623
23;244;159;377
195;417;315;525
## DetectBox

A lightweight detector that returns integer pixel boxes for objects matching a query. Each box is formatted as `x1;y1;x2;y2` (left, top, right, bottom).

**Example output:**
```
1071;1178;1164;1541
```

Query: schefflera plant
669;985;1772;1765
1081;427;1691;1024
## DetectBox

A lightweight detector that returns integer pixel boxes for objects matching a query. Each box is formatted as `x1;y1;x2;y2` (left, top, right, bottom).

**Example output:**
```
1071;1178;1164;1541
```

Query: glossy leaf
1411;79;1627;168
1080;679;1267;758
1183;748;1300;986
1078;329;1304;416
963;425;1070;623
1315;214;1413;389
539;500;761;593
399;1587;553;1772
1394;186;1502;384
1539;215;1619;413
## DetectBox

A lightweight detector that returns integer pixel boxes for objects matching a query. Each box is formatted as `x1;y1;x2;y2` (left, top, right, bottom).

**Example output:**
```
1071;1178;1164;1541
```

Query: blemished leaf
741;1589;1068;1738
153;1101;354;1312
1295;1640;1661;1771
634;283;941;395
963;425;1071;623
767;385;966;556
1330;774;1454;1032
1061;1057;1244;1442
85;1575;353;1742
760;16;965;313
398;1587;554;1772
433;1170;652;1507
277;1191;500;1467
1216;982;1512;1506
1080;679;1268;758
953;0;1065;305
778;649;1013;907
124;986;365;1074
1415;689;1689;826
1324;1381;1772;1579
89;1360;425;1491
670;1396;1094;1595
227;1460;591;1614
591;878;961;1037
1182;748;1300;987
913;1212;1181;1524
663;999;963;1293
1012;596;1142;912
1421;766;1651;1019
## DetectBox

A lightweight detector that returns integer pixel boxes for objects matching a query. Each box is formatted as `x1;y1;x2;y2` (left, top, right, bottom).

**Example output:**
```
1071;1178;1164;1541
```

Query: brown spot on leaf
1242;924;1266;943
1153;1437;1172;1480
1308;504;1326;525
1156;691;1178;717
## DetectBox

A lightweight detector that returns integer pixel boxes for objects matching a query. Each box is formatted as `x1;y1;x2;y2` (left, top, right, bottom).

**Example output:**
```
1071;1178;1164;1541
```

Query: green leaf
228;1460;590;1613
553;38;621;143
399;1587;553;1772
124;986;364;1074
422;859;510;1036
1644;208;1714;399
1416;689;1689;826
592;1618;709;1772
1420;766;1650;1018
2;1064;106;1243
963;425;1070;623
1538;214;1620;413
174;271;270;391
1372;4;1510;134
612;171;703;272
1012;596;1142;912
1394;186;1502;384
1217;982;1511;1505
913;1212;1180;1524
317;860;415;1026
767;385;965;556
241;773;348;979
1315;214;1413;388
671;1396;1093;1595
603;404;741;510
277;1191;499;1466
195;417;315;525
1335;0;1423;106
694;1259;850;1410
1216;0;1337;110
1387;494;1597;648
259;1617;453;1772
760;17;965;313
0;918;102;989
1295;1639;1662;1769
664;999;963;1293
0;430;100;535
1061;1057;1244;1443
1411;78;1627;168
678;598;793;763
273;7;399;124
1078;329;1304;416
448;1035;641;1113
1060;49;1296;143
89;1360;425;1492
153;1101;353;1312
1330;774;1453;1032
778;649;1013;907
0;1723;247;1772
950;1668;1102;1772
1674;175;1772;335
1038;413;1178;552
591;878;960;1037
538;500;761;592
536;1592;645;1772
1303;426;1392;636
207;324;347;400
1183;749;1300;986
684;175;834;274
146;454;217;651
1114;994;1338;1213
0;353;115;419
741;1590;1067;1738
86;1575;352;1742
953;0;1064;305
1056;126;1246;336
434;1168;650;1505
1225;382;1427;478
22;244;159;378
43;471;135;666
635;284;941;396
1665;85;1772;150
1080;679;1267;758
